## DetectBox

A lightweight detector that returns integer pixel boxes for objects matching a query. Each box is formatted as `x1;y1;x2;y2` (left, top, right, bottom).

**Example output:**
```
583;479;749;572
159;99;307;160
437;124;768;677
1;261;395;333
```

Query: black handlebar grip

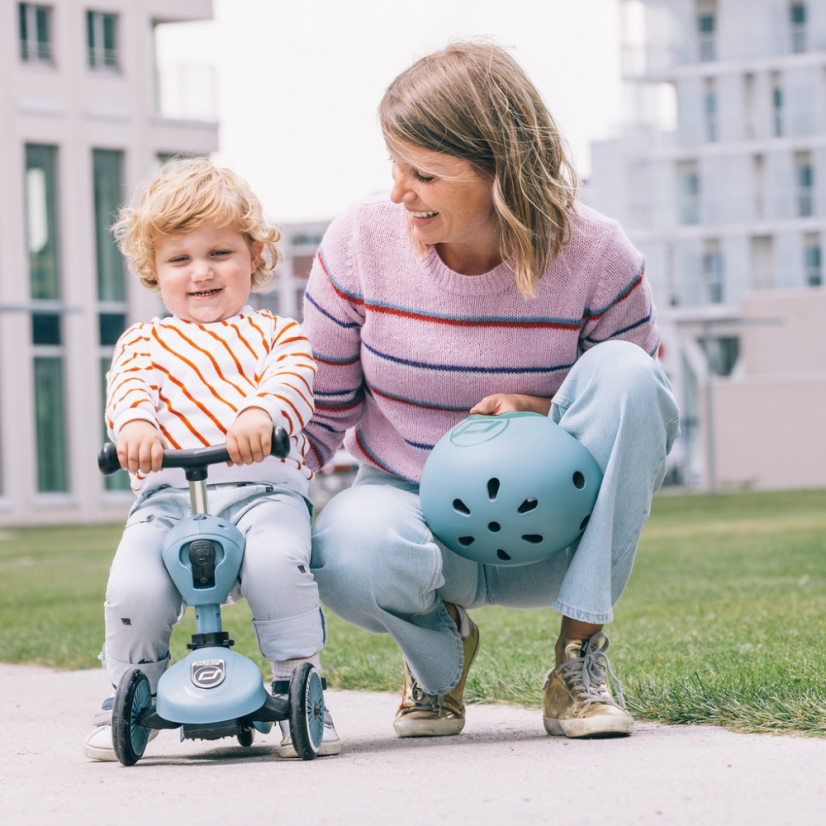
98;426;292;476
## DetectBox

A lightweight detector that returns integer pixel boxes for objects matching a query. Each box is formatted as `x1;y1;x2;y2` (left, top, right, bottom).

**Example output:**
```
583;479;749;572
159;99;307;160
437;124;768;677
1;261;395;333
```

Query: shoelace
406;675;445;716
543;632;627;710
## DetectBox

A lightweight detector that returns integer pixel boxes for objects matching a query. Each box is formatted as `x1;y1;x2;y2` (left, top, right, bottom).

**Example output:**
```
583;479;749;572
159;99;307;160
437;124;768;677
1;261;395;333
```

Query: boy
84;159;339;760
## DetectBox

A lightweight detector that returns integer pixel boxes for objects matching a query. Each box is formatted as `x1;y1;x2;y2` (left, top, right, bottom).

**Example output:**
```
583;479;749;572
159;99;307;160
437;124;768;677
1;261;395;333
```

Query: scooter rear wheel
288;663;324;760
237;726;255;747
112;669;153;766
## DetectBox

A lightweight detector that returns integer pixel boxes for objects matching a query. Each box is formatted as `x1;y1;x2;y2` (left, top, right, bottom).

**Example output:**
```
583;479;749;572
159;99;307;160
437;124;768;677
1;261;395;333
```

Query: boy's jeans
311;341;680;696
102;482;324;692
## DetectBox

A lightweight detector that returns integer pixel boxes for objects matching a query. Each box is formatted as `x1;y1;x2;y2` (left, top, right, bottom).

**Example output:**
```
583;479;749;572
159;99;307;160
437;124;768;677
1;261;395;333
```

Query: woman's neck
435;241;503;276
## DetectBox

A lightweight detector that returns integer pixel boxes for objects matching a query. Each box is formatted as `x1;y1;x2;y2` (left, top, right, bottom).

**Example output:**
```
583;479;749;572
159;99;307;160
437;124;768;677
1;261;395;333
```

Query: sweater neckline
422;247;516;295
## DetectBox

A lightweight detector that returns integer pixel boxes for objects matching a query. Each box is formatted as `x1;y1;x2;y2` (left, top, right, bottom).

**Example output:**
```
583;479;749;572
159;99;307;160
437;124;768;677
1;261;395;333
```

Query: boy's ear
250;241;264;273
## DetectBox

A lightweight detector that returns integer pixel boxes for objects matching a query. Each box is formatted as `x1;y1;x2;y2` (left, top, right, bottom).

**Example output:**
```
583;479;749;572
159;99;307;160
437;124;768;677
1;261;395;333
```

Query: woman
302;41;679;739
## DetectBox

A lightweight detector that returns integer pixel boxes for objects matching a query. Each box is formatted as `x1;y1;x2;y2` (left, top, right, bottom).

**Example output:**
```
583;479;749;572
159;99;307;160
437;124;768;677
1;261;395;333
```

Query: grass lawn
1;489;825;735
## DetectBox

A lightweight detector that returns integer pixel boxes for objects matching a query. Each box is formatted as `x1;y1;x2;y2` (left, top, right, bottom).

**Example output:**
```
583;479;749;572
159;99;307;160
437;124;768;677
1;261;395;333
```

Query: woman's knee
311;482;442;619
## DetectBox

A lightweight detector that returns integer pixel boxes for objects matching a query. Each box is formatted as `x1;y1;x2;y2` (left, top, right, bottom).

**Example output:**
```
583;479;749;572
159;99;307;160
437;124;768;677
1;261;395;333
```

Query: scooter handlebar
97;426;292;477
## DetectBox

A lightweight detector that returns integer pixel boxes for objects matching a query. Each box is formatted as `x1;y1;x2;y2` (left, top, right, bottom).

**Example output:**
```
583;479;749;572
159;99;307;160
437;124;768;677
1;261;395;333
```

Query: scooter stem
190;479;209;515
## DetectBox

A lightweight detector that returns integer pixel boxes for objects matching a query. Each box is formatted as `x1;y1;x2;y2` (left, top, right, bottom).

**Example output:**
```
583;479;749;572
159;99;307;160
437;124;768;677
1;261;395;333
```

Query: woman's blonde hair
379;40;578;297
113;158;281;291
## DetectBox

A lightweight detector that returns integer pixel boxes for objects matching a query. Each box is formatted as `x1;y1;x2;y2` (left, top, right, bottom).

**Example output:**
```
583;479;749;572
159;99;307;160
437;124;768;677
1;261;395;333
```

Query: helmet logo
191;659;226;689
450;417;509;447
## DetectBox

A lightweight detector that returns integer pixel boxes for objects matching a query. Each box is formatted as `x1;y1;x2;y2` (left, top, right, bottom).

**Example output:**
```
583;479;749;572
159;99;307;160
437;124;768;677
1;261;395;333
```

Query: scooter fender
156;647;267;725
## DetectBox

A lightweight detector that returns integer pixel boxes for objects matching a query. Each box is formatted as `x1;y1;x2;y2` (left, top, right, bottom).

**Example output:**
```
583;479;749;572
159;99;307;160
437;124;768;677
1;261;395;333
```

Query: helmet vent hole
580;515;590;531
522;534;543;544
573;472;585;489
452;499;471;515
458;536;475;547
496;549;512;561
487;478;500;500
517;498;538;514
488;522;501;533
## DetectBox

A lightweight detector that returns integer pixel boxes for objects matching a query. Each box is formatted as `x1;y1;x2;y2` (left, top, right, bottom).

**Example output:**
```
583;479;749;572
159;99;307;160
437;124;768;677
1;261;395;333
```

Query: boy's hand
227;408;274;466
470;393;552;417
117;421;164;474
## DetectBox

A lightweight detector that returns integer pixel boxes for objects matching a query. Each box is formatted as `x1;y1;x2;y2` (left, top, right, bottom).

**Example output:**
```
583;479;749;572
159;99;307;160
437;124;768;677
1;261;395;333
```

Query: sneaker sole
83;727;159;761
393;716;466;737
279;736;342;758
543;716;634;738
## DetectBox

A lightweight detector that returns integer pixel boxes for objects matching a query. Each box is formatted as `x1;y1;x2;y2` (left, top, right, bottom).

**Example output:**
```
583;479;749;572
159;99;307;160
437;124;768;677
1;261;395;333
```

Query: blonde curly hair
380;40;578;298
112;158;281;291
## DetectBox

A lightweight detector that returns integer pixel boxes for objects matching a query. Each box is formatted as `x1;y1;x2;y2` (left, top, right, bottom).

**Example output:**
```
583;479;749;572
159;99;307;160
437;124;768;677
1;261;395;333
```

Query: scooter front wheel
288;663;324;760
112;669;153;766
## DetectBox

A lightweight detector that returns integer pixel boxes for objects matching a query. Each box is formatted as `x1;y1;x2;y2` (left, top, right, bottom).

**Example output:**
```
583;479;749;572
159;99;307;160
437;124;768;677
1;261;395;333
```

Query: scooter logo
449;416;509;447
191;659;226;689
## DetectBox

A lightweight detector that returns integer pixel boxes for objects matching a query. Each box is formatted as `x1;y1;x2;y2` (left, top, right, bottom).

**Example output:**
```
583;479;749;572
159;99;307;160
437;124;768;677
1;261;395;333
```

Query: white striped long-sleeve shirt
106;306;316;494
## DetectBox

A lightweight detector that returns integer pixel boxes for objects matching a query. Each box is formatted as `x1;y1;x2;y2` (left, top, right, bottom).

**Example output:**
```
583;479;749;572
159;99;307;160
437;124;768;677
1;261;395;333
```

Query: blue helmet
420;413;603;566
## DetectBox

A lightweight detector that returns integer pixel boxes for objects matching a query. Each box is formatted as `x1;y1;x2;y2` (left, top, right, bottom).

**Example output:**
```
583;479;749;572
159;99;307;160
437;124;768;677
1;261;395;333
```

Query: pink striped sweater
302;198;659;483
106;307;315;494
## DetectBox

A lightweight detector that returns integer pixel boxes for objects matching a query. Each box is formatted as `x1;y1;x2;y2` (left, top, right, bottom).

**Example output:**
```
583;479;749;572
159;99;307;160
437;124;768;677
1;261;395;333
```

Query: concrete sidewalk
1;662;824;825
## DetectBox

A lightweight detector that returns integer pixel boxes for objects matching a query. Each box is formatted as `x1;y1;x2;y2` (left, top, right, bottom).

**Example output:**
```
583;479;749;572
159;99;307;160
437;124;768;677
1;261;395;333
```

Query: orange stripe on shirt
153;363;232;433
200;325;255;388
152;327;238;414
164;323;247;397
158;389;210;446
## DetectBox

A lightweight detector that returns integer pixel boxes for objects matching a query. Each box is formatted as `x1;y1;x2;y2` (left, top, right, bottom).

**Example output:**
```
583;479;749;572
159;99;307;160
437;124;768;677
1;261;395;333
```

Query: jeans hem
552;599;613;625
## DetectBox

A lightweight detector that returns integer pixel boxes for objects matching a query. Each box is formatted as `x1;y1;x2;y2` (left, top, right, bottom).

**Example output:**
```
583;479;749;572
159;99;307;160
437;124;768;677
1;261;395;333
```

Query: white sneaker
83;697;159;761
275;702;341;758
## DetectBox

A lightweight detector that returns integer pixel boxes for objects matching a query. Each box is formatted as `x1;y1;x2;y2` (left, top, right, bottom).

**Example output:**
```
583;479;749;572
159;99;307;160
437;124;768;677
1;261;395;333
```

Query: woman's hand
227;407;274;466
470;393;552;417
117;420;164;474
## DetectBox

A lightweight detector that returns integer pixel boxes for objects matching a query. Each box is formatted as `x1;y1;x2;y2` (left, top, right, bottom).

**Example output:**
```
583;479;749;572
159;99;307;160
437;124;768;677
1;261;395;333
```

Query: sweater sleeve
300;208;367;471
580;222;661;358
105;322;159;440
237;314;316;443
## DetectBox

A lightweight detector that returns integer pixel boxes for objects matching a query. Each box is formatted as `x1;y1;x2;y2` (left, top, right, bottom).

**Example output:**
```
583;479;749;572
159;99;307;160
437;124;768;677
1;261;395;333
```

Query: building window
679;163;700;225
704;79;717;142
25;144;60;300
93;149;125;303
697;11;716;62
751;235;774;289
795;153;814;217
33;355;68;492
790;3;807;53
87;10;118;70
753;154;766;220
703;240;724;303
804;235;821;286
701;336;740;377
772;74;783;137
19;3;52;63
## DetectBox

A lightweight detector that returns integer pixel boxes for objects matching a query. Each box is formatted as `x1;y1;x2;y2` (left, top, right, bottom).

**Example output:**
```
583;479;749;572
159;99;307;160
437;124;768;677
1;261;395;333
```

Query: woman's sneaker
83;697;159;761
542;632;634;738
393;603;480;737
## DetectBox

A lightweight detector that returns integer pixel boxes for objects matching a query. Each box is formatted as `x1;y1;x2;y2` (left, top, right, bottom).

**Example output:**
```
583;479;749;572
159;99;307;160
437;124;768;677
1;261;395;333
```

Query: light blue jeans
102;482;324;692
311;341;680;695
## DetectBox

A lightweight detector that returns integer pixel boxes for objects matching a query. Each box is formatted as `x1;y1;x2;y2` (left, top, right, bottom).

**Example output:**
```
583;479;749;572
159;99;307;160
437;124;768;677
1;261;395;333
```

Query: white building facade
589;0;826;489
0;0;219;526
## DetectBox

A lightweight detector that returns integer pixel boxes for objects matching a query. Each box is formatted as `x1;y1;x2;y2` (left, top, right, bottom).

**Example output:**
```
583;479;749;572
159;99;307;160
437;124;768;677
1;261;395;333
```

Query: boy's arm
233;315;316;461
105;323;164;473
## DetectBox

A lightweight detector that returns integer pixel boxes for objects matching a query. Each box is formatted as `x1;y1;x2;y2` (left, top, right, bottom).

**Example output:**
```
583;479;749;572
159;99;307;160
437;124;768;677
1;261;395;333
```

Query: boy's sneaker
272;680;341;758
542;632;634;738
83;697;159;761
393;603;480;738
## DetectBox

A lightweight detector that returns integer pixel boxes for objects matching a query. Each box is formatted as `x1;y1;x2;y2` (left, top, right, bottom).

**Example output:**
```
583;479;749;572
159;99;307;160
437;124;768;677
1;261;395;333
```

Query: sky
156;0;624;225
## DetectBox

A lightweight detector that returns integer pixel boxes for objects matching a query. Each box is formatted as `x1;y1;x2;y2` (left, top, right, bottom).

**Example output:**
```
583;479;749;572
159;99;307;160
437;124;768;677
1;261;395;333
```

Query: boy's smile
153;222;262;323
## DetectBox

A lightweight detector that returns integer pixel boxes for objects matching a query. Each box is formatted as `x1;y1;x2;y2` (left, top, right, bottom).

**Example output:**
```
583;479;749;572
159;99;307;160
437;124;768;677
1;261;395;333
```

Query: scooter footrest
244;692;290;723
181;720;244;741
137;706;182;731
271;676;327;695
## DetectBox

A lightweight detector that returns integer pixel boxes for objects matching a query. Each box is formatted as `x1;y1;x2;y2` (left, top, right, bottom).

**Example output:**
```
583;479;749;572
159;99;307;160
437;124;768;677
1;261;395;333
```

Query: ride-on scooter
97;427;324;766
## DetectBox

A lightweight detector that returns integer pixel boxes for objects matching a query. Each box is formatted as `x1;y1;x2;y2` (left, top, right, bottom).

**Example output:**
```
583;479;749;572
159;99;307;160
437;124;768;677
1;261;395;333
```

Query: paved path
1;663;824;825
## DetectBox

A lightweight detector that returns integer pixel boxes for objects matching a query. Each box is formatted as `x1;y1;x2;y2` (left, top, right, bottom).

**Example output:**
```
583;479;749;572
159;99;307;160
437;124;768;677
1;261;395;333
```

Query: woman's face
388;140;500;265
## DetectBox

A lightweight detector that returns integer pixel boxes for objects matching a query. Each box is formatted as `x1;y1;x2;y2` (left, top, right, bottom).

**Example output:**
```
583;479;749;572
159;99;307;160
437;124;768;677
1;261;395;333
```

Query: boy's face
153;221;261;323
